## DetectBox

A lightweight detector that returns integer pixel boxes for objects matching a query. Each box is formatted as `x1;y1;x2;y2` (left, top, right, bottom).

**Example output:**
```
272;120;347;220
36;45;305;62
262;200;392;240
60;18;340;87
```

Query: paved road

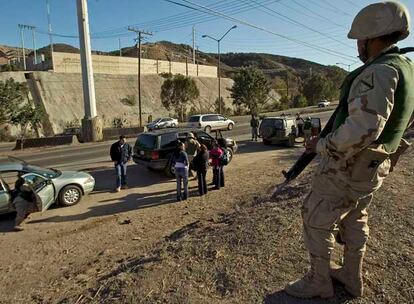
0;111;333;171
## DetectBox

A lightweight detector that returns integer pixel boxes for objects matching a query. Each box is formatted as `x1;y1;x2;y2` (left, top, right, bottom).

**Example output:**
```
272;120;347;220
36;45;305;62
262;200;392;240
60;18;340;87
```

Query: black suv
133;128;238;176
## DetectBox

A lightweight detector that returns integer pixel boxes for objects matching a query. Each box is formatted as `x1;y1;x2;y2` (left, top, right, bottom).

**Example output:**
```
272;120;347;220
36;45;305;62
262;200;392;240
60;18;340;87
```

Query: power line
307;0;352;17
162;0;355;61
92;0;280;38
319;0;353;16
240;0;353;50
288;0;347;28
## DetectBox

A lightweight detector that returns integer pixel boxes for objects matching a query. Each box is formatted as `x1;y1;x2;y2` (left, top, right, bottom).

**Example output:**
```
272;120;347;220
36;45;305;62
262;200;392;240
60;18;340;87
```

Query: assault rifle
271;108;338;197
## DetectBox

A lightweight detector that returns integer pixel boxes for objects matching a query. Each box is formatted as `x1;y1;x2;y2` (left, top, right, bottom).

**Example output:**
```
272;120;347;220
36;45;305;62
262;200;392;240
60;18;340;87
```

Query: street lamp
202;25;237;114
336;61;358;72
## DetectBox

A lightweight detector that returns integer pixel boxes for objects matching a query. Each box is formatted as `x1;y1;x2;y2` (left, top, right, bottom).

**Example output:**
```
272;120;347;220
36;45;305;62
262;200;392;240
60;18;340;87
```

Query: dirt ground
0;139;413;304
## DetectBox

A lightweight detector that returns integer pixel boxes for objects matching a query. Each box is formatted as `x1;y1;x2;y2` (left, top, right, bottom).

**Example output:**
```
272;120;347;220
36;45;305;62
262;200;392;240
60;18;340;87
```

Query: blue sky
1;0;413;66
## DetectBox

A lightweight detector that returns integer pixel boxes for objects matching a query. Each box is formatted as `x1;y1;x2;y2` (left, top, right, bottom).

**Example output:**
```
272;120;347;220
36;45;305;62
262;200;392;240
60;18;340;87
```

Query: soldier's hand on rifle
305;136;319;153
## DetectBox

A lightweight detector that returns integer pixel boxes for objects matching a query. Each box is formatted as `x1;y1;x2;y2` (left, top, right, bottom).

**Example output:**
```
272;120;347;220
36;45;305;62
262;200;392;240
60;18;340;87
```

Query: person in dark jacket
12;177;41;231
172;141;189;201
250;114;260;141
110;135;132;192
193;144;209;196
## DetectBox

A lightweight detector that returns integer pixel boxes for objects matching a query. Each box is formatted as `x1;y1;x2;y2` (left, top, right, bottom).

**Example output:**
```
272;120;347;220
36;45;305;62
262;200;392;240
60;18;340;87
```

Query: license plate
140;151;144;156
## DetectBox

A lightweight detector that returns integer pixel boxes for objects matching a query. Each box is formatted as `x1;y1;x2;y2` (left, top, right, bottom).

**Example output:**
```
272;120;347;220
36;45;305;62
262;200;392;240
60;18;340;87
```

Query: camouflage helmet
348;1;410;41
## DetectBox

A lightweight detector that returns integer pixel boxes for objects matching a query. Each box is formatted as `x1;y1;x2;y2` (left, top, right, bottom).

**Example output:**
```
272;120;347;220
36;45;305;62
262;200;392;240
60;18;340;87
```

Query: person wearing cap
285;2;414;299
110;135;132;192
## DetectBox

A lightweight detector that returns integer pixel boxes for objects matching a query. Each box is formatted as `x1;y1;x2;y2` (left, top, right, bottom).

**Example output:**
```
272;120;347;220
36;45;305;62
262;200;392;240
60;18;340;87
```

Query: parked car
147;117;178;130
318;100;331;108
133;128;238;176
260;116;322;147
187;114;235;133
0;161;95;215
259;116;298;147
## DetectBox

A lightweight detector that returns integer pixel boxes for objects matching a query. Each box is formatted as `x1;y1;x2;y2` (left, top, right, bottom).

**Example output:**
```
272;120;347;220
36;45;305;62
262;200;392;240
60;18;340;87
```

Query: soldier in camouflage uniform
285;2;413;299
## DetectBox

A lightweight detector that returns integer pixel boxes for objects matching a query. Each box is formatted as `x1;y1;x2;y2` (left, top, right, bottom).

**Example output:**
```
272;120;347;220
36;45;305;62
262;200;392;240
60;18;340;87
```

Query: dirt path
0;141;301;303
1;140;412;303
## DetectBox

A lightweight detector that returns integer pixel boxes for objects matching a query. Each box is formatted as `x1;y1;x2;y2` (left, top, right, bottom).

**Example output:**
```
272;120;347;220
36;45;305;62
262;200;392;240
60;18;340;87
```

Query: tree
214;97;232;116
160;74;200;122
293;95;308;108
230;67;271;115
302;73;330;105
0;78;44;140
11;101;44;139
0;78;29;125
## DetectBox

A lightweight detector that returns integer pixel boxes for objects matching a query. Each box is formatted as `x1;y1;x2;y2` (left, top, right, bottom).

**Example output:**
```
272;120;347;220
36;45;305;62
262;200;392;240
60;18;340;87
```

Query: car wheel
227;123;234;130
263;139;271;145
171;123;177;127
59;185;83;207
164;155;175;177
226;148;234;163
204;126;212;133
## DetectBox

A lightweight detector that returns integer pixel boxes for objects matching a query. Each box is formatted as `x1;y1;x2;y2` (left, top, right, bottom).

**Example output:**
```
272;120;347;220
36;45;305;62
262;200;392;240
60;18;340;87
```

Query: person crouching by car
173;141;189;201
110;135;132;192
193;144;209;196
210;141;224;190
12;177;41;231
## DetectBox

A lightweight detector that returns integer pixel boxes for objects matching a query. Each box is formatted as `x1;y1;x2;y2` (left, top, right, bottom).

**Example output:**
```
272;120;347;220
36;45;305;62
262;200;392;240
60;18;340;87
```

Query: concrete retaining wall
0;71;234;138
52;52;217;77
14;135;79;150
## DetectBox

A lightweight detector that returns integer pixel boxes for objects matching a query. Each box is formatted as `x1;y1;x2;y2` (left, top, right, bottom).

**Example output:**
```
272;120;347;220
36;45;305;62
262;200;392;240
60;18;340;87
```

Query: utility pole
32;28;37;64
128;27;152;127
286;71;289;98
46;0;54;67
18;24;26;70
192;26;196;64
202;25;237;114
119;37;122;56
76;0;102;142
18;24;37;68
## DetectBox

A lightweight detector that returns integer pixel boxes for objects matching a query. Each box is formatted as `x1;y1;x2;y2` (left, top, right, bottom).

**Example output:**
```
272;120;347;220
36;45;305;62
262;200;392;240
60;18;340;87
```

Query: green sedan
0;162;95;215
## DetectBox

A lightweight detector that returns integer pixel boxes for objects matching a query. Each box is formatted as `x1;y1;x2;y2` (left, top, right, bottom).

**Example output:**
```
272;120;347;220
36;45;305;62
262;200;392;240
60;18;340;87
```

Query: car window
261;119;284;129
160;133;178;149
195;131;212;141
218;115;226;121
188;116;200;122
136;134;157;150
21;173;47;192
202;115;219;122
24;165;61;178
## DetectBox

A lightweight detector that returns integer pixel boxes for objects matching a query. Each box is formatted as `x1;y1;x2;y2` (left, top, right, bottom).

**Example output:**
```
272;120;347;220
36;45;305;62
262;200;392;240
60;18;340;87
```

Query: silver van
187;114;235;133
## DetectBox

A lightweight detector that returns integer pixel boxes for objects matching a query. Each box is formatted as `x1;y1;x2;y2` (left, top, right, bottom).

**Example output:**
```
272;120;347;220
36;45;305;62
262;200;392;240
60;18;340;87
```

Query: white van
187;114;235;133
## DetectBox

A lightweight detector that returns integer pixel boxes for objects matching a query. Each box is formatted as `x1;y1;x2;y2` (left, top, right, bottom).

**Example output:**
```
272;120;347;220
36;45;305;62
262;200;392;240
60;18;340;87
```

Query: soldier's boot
331;251;364;297
285;255;334;299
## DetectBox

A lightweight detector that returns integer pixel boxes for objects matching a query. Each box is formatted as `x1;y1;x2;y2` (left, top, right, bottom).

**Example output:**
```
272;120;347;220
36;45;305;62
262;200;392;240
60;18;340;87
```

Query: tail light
151;151;159;160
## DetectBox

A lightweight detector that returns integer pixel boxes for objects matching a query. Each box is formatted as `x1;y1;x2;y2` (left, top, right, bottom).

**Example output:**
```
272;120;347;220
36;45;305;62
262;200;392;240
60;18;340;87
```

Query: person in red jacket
209;141;224;190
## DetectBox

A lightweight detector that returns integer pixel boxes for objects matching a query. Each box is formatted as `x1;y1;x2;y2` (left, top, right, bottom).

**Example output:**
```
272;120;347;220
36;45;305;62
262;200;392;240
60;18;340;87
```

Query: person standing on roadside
296;113;305;137
193;144;209;196
12;177;41;231
172;141;189;201
250;114;260;141
303;117;312;146
186;132;201;178
209;141;224;189
110;135;132;192
284;2;414;299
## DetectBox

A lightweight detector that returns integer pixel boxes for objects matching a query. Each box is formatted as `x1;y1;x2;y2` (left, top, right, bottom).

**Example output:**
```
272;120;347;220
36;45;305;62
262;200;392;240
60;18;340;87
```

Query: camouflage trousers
13;196;38;227
302;148;391;258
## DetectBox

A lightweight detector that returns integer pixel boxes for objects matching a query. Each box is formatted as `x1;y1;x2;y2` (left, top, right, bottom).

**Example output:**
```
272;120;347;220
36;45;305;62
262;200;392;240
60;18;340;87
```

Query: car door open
21;173;56;212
